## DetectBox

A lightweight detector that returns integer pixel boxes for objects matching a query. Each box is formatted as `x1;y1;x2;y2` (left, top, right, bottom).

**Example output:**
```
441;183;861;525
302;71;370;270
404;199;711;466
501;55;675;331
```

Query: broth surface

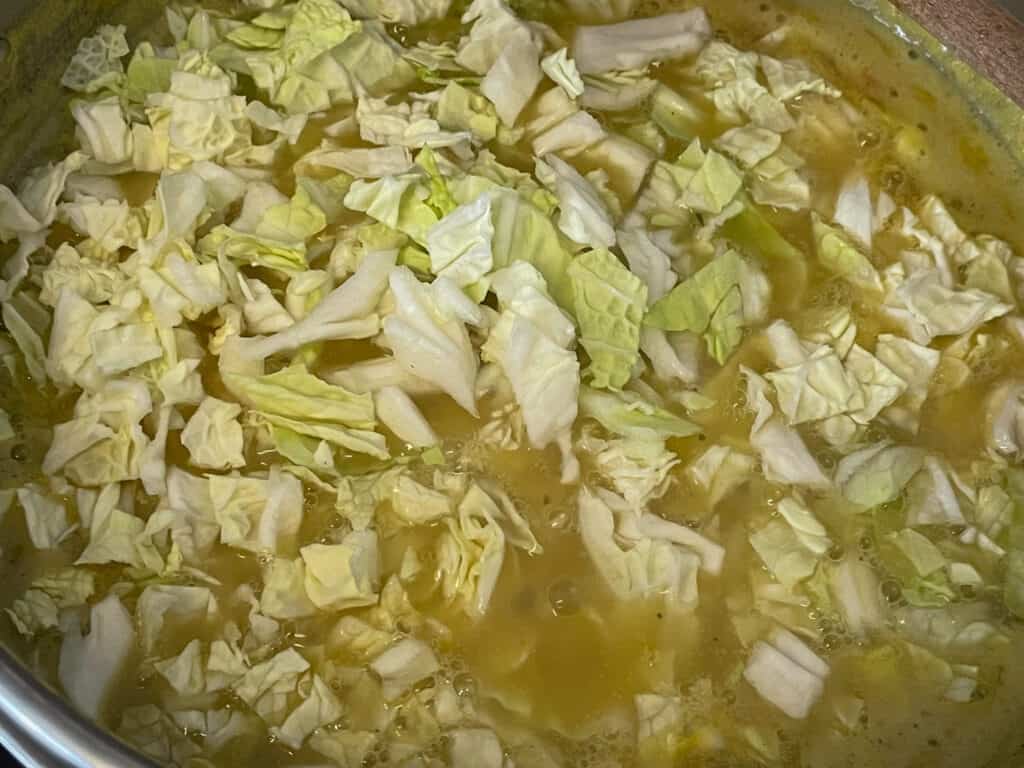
1;1;1024;767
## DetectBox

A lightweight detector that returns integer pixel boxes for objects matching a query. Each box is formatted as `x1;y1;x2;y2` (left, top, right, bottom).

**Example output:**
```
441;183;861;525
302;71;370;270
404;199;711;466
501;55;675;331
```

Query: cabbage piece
647;140;744;217
76;506;154;570
309;730;378;767
625;507;725;575
532;107;608;158
582;69;657;113
449;169;575;307
228;249;394;365
881;529;955;607
301;531;380;610
765;347;865;426
749;520;817;589
156;468;221;563
6;569;95;638
833;174;873;249
369;637;440;701
538;155;617;250
325;357;438;396
61;24;129;93
883;269;1012;345
242;0;361;114
58;595;135;722
618;228;677;304
344;175;439;243
749;146;810;211
541;48;585;98
199;226;306;274
694;42;795;132
0;152;86;241
261;558;318;620
118;704;201;764
581;434;678;510
760;55;840;101
579;487;702;609
743;628;829;719
251;186;328;243
872;335;937;436
812;215;882;292
483;265;580;479
579;386;699;440
147;54;248;165
3;296;49;383
209;468;304;555
687;444;756;507
298;145;412;178
200;185;326;272
272;674;344;749
182;708;255;755
233;647;310;723
619;229;702;385
338;0;451;24
894;604;1005;654
383;267;482;414
436;487;507;617
71;97;133;166
391;476;451;525
238;276;293;335
137;248;226;328
776;496;832;556
356;94;471;149
180;396;246;470
985;381;1024;459
137;585;217;653
835;442;924;508
480;39;543;126
225;364;387;460
829;558;885;637
634;693;683;766
331;615;396;662
648;82;706;140
714;125;782;169
294;22;417;108
154;639;205;697
572;10;712;74
1006;525;1024;619
567;248;646;389
743;367;830;489
42;416;115;477
39;244;120;308
455;0;539;75
450;728;504;768
89;321;163;377
142;170;209;249
646;250;768;365
437;82;500;142
245;102;308;146
374;387;438;447
904;456;965;526
426;193;494;287
17;486;74;550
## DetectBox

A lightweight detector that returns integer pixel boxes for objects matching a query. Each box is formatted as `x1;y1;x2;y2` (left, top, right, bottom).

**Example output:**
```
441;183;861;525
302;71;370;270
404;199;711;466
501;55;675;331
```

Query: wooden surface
892;0;1024;106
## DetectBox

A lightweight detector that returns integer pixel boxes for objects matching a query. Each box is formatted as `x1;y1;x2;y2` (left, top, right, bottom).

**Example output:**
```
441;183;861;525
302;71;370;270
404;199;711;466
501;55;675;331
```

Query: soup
1;0;1023;766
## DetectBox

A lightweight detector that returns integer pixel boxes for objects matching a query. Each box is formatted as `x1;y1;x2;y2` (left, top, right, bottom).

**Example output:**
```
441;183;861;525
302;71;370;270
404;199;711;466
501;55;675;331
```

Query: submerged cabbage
0;1;1020;766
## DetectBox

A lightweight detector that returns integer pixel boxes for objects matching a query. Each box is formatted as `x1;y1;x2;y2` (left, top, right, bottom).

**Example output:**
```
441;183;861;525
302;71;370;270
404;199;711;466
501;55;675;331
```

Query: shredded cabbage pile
1;0;1023;765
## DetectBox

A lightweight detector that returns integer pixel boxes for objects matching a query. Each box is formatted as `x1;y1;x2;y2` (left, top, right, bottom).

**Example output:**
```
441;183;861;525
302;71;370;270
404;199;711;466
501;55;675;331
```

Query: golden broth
1;0;1024;767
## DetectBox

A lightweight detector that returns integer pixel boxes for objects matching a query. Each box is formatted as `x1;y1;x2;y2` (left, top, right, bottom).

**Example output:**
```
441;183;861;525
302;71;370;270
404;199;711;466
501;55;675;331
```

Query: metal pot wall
0;1;1021;766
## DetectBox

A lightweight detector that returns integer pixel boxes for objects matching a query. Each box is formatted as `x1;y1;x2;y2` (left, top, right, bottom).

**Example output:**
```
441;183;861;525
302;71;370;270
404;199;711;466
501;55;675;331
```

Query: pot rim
0;2;1021;767
0;645;158;768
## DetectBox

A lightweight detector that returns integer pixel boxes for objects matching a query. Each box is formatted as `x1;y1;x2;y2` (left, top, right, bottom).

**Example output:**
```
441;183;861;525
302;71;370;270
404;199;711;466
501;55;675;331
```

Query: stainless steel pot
0;1;1021;766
